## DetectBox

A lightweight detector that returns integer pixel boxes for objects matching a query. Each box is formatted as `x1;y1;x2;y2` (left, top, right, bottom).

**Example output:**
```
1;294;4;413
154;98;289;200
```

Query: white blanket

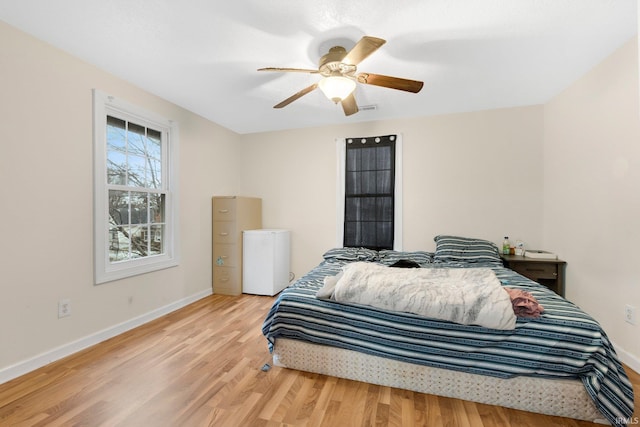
320;262;516;330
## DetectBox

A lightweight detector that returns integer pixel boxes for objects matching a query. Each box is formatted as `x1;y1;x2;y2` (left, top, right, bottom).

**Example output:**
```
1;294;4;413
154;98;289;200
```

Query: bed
262;236;635;426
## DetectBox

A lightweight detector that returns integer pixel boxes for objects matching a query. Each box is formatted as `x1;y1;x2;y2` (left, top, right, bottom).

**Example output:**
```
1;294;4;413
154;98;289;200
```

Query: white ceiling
1;0;637;134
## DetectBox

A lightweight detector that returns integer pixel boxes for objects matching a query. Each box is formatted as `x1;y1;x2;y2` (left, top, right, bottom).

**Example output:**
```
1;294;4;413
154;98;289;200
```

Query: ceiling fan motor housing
319;46;356;76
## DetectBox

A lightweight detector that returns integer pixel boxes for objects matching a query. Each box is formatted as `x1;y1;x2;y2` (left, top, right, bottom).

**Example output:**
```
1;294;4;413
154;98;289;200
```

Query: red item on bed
504;287;544;318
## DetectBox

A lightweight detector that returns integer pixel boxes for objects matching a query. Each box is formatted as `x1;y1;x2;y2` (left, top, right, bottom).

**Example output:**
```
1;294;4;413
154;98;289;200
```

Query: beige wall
239;108;545;277
544;37;640;368
0;21;241;372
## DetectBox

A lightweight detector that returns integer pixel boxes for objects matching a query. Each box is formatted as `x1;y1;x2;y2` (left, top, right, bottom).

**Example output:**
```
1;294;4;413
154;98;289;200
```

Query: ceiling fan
258;36;424;116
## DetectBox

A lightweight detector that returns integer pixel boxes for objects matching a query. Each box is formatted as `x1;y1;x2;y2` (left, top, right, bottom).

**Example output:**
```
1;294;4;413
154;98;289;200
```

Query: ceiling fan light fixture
318;76;356;103
259;36;423;115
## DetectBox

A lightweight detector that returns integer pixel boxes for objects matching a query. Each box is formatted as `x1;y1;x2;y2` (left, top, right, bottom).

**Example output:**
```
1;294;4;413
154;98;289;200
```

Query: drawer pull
220;278;229;282
219;232;229;236
218;209;229;213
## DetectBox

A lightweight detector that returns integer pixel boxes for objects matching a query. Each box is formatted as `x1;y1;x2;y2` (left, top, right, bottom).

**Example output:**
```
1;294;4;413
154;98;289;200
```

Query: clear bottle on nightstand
502;236;510;255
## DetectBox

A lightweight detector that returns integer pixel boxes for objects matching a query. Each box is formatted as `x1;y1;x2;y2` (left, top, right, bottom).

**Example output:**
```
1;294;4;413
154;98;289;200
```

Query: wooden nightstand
500;254;566;297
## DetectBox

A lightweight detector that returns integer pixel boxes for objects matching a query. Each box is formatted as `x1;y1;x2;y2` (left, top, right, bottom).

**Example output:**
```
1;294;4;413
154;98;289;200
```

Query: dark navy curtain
343;135;396;250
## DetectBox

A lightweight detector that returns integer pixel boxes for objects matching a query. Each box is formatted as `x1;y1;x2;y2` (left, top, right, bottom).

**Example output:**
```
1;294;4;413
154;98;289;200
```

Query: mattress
262;250;635;426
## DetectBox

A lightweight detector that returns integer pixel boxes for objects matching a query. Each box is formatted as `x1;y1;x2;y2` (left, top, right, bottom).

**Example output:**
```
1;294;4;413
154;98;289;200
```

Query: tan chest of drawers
212;196;262;295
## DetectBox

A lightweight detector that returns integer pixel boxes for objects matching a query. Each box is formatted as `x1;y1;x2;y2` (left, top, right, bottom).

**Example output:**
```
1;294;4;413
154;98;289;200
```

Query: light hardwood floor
0;294;637;426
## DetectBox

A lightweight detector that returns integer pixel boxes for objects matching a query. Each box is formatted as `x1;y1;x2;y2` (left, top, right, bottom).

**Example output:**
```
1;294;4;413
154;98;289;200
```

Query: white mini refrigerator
242;229;290;296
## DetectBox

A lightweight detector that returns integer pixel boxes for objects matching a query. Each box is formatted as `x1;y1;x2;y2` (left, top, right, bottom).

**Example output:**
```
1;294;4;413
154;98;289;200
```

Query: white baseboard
0;288;212;385
611;340;640;375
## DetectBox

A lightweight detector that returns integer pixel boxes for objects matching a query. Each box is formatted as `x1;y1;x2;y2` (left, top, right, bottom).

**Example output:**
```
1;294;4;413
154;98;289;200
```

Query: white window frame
335;134;403;250
93;90;180;284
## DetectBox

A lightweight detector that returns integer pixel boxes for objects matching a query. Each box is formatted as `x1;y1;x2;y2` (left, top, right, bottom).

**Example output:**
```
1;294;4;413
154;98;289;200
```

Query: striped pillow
322;247;378;262
378;250;433;266
433;235;501;264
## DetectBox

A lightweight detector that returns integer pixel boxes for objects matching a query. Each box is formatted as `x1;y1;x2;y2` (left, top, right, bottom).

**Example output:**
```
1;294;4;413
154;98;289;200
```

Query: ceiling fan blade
341;93;358;116
342;36;386;66
258;67;319;73
356;73;424;93
273;83;319;108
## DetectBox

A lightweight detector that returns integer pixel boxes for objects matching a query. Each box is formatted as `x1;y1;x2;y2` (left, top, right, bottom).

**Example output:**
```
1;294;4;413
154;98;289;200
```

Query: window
93;90;179;284
336;134;403;250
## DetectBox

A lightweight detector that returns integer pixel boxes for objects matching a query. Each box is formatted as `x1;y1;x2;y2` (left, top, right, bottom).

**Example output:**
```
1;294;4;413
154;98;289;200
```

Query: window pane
150;193;165;223
109;190;129;225
130;192;147;224
107;117;164;189
107;116;126;151
127;155;147;188
107;116;127;185
109;225;131;262
149;158;162;189
147;129;162;160
127;122;146;154
107;150;127;185
149;224;164;256
127;224;146;259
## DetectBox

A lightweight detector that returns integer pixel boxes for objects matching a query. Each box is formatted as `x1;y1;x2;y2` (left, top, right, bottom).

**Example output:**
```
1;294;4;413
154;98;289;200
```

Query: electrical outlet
58;299;71;318
624;305;636;325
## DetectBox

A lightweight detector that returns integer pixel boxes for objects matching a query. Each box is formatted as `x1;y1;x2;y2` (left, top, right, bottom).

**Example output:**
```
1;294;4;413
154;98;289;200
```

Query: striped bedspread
262;258;635;426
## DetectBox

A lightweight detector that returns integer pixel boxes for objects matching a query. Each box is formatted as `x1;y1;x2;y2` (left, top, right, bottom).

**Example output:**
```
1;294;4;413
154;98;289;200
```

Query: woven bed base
273;338;607;424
